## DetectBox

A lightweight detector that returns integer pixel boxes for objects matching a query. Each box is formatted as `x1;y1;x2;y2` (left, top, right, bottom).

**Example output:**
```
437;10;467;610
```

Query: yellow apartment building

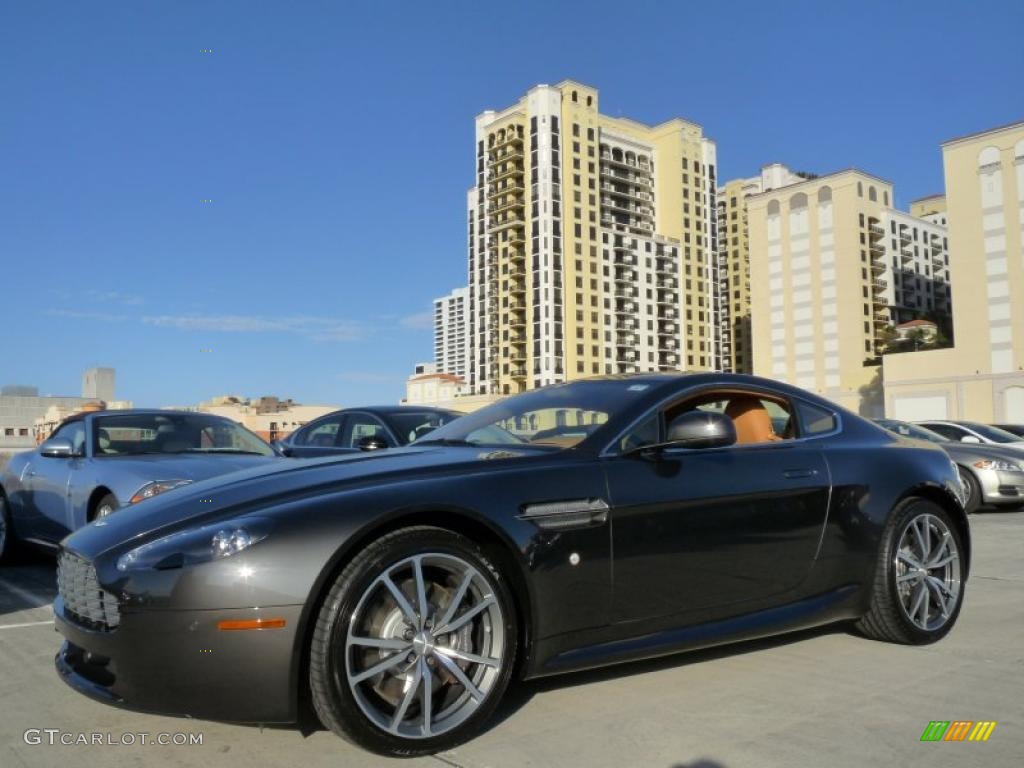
716;163;805;373
466;81;718;395
884;121;1024;421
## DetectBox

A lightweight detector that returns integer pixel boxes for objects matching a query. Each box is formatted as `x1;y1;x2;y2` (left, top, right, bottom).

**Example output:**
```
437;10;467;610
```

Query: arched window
571;90;578;102
790;192;808;209
868;186;877;202
857;181;863;197
979;146;1000;166
586;95;593;107
767;200;781;215
817;186;832;203
883;190;889;206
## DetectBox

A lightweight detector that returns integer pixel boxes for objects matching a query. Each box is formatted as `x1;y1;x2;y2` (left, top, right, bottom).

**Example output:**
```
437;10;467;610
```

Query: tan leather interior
724;397;780;445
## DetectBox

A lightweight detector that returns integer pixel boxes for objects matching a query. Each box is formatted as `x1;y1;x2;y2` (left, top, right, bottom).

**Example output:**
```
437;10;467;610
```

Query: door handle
783;468;817;479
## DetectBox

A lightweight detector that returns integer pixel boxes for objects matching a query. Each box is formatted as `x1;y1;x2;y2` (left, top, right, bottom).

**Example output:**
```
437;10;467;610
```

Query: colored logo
920;721;996;742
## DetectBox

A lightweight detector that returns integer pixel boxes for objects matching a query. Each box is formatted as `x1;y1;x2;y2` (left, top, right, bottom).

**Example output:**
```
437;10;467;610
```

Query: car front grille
57;551;120;630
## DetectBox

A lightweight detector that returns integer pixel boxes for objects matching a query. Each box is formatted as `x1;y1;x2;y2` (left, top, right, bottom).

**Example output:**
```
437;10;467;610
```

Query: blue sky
1;0;1021;407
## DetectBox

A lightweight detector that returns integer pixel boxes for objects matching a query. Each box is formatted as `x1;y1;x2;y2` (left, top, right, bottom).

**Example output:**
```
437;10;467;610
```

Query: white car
918;420;1024;453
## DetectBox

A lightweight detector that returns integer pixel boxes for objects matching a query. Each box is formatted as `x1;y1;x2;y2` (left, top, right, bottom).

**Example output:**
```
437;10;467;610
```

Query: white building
874;209;951;325
433;287;468;378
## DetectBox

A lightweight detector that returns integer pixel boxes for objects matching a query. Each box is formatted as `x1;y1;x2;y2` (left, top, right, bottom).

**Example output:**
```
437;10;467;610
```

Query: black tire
309;526;518;756
855;498;966;645
0;491;17;565
91;493;118;521
957;466;981;514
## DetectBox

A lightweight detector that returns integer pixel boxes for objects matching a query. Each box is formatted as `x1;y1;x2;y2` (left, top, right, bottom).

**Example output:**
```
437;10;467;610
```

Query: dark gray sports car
52;374;969;756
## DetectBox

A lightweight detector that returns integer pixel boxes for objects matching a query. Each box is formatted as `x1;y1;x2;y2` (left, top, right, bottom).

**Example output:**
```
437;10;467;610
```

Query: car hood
940;441;1024;465
63;444;552;558
101;453;279;485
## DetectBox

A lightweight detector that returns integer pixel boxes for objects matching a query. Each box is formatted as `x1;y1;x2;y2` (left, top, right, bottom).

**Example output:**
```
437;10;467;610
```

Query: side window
298;415;344;447
925;423;963;441
342;415;392;448
666;391;795;445
795;401;837;436
53;422;86;456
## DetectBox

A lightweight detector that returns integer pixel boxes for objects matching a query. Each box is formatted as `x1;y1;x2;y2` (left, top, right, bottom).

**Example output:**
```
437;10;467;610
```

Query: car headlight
129;479;193;504
974;459;1023;472
116;516;272;572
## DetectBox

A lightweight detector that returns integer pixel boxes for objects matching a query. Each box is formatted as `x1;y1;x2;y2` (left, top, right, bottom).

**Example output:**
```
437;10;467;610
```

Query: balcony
490;132;524;151
898;229;912;244
488;164;524;183
868;222;885;238
487;180;524;198
614;268;637;283
615;287;637;299
899;247;914;263
870;259;886;273
872;278;887;291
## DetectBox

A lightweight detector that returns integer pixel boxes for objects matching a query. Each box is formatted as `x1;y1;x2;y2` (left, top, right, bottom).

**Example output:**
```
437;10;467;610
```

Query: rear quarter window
795;401;837;436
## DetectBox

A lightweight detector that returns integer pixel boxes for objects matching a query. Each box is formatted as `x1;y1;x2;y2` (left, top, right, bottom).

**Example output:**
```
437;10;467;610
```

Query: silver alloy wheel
344;552;505;740
895;513;961;631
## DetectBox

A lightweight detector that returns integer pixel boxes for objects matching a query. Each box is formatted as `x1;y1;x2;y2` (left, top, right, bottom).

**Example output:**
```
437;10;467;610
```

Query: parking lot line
0;619;54;630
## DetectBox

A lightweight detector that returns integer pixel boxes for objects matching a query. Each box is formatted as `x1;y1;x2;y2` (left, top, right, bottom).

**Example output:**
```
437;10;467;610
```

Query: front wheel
309;526;518;756
0;492;17;564
957;466;981;514
856;498;966;644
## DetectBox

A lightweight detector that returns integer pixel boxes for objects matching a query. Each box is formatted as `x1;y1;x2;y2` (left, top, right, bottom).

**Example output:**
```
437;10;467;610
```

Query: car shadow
0;548;58;620
290;622;848;746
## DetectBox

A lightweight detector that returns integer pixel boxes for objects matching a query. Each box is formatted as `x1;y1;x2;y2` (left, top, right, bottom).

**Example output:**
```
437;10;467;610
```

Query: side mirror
271;440;293;457
357;436;389;452
960;435;982;444
664;411;737;450
40;437;75;458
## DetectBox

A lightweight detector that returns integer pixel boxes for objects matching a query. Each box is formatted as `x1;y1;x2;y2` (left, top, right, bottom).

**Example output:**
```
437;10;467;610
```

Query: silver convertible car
0;410;278;562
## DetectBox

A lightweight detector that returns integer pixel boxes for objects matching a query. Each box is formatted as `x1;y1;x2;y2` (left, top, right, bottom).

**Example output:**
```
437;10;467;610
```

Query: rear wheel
957;466;981;514
856;498;965;644
309;526;518;756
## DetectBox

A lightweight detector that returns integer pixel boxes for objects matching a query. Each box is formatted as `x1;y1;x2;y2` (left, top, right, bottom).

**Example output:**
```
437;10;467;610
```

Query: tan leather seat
724;397;780;445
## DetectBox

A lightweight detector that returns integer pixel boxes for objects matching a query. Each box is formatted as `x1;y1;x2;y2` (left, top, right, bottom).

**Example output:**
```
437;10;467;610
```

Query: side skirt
531;584;861;678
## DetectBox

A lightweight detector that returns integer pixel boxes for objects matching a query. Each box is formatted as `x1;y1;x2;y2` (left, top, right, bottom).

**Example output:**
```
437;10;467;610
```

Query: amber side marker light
217;618;287;631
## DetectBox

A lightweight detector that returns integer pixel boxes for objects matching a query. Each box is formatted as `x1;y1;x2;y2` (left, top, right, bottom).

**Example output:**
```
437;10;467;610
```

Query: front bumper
977;469;1024;505
54;596;304;724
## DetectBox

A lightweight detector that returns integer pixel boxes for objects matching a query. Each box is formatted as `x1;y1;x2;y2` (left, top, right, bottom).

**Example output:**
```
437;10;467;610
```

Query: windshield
876;419;949;444
93;413;275;456
418;380;660;450
387;410;463;444
961;422;1024;444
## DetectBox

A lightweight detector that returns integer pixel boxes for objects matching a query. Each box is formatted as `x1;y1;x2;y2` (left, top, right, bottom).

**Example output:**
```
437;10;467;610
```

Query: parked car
876;418;1024;512
917;420;1024;453
993;423;1024;438
0;410;278;562
274;406;462;458
53;374;968;756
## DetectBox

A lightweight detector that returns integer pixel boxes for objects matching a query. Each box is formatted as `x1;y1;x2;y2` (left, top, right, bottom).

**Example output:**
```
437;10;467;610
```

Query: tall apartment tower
81;367;115;401
466;81;718;395
716;163;805;372
433;287;469;379
885;121;1024;421
748;170;951;415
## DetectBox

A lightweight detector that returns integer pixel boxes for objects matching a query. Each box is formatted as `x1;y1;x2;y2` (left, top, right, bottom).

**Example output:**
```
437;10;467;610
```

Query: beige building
172;395;338;442
467;80;718;396
910;193;948;226
884;121;1024;421
716;163;806;372
750;170;896;414
402;371;498;414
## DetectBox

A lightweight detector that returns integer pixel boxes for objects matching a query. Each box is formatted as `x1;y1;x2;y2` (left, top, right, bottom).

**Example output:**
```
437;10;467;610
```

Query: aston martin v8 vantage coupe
52;374;969;756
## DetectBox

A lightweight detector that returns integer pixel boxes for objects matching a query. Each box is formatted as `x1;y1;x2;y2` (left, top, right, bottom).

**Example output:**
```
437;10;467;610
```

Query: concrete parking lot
1;512;1021;768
